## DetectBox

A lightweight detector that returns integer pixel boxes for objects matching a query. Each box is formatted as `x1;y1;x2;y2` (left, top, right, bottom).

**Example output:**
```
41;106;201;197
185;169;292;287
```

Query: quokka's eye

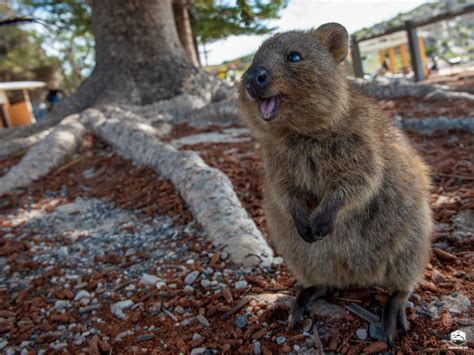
287;51;302;62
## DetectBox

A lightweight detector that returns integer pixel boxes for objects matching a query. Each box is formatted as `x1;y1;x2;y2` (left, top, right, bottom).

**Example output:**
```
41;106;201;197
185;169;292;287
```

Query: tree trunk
51;0;200;120
173;0;200;67
192;32;202;67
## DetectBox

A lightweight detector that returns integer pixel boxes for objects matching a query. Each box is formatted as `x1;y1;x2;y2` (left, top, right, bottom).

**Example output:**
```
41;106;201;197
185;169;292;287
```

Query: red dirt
0;125;472;353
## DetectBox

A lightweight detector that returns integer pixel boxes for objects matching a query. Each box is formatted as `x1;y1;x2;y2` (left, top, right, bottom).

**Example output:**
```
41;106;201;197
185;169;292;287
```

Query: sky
201;0;430;65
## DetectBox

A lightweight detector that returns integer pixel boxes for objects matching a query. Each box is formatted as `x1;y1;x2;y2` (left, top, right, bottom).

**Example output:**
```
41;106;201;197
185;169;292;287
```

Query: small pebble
54;300;70;311
141;273;160;285
50;343;68;350
192;333;202;341
272;256;283;265
136;334;155;342
235;280;248;290
356;328;368;340
196;314;210;327
276;336;286;345
253;341;262;354
57;246;69;257
180;317;195;326
155;281;166;289
220;252;228;260
74;290;90;301
185;271;200;285
235;314;248;329
111;300;134;320
74;336;86;346
200;279;211;288
184;285;194;294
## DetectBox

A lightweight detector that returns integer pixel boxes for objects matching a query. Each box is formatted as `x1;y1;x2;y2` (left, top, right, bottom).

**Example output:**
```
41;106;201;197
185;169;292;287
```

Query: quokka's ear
312;23;348;64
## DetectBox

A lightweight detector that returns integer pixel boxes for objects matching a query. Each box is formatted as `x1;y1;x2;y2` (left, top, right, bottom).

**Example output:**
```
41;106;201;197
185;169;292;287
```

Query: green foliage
191;0;287;44
20;0;91;37
6;0;286;92
0;11;58;81
15;0;93;94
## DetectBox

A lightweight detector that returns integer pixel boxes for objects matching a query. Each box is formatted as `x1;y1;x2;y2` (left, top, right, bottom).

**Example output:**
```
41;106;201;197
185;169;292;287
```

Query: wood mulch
0;119;472;353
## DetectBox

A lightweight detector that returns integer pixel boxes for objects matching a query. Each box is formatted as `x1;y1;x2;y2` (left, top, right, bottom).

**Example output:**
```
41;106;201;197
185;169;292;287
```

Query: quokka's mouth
258;95;280;121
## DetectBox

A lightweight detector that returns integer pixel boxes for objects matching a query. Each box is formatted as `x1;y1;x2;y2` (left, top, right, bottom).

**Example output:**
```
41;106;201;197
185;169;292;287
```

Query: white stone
196;314;210;327
111;300;134;320
235;280;248;290
141;273;160;285
74;290;90;301
200;279;210;288
57;246;69;257
155;281;166;289
185;271;200;285
272;256;284;265
54;300;70;311
356;328;368;340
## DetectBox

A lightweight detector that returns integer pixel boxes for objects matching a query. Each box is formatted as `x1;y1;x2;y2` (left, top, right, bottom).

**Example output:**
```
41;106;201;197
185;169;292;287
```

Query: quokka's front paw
309;210;335;241
294;218;314;243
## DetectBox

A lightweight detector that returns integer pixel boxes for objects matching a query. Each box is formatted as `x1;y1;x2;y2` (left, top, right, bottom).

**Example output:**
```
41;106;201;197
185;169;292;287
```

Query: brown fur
239;23;432;343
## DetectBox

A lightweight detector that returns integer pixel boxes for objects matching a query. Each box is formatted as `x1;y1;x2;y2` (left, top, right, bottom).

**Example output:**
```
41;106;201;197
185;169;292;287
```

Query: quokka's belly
264;194;390;289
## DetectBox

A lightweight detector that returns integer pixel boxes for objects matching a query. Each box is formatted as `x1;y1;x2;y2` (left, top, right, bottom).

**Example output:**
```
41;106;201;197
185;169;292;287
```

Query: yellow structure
399;43;409;72
0;81;45;128
418;37;429;75
388;47;397;73
360;31;428;76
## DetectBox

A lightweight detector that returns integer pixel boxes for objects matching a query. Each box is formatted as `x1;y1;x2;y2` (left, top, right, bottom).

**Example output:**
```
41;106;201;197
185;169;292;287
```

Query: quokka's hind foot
382;290;411;348
288;285;330;329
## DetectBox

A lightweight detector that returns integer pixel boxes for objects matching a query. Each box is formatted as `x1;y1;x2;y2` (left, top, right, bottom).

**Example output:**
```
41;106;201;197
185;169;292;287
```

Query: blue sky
201;0;430;65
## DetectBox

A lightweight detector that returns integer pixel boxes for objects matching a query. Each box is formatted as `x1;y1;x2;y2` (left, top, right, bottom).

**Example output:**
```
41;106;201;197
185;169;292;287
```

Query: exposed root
0;115;87;196
395;116;474;133
350;77;474;101
0;128;53;158
123;94;210;123
82;108;273;267
424;89;474;102
100;105;172;136
0;118;61;141
182;98;241;128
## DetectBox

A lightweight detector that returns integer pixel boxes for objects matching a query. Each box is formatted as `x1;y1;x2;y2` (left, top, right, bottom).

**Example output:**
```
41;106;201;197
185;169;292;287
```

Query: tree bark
0;128;52;158
173;0;200;67
49;0;203;121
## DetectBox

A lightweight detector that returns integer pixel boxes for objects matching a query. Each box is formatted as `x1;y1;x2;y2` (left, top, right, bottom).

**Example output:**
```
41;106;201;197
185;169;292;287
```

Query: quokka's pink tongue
260;97;276;120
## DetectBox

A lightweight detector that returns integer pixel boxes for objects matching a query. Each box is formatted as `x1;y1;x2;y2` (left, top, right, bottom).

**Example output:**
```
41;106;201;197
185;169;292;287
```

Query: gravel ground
0;121;473;353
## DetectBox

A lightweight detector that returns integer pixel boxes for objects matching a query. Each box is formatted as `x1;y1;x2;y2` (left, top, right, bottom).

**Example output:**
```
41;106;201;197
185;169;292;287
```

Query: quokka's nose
245;67;270;99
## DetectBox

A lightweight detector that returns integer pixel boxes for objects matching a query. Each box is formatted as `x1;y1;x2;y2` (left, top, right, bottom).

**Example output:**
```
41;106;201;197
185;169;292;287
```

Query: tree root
0;115;87;196
99;105;173;137
350;77;474;101
0;117;62;141
395;116;474;133
0;128;53;158
180;98;241;127
123;94;210;123
82;108;274;267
